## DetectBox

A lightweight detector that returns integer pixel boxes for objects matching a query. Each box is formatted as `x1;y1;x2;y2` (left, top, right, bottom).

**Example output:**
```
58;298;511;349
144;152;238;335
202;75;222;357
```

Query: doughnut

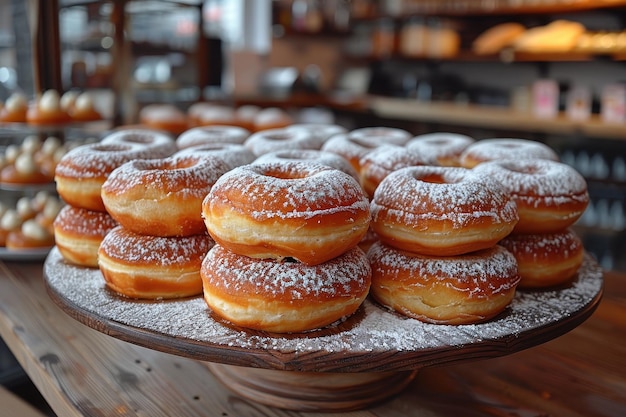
459;138;559;168
499;228;583;289
26;90;71;125
370;166;519;256
234;105;260;131
253;107;293;131
0;209;22;246
244;128;322;157
187;102;224;127
193;105;237;128
253;149;359;182
286;123;348;145
102;154;231;237
53;205;118;268
368;241;520;325
406;132;475;166
0;92;28;123
101;128;177;157
176;125;250;149
359;145;429;197
55;142;162;212
34;196;64;235
472;159;589;234
98;226;214;299
321;128;411;175
201;244;371;333
67;92;103;122
174;143;255;169
0;152;53;184
6;219;55;250
202;161;370;265
139;104;188;134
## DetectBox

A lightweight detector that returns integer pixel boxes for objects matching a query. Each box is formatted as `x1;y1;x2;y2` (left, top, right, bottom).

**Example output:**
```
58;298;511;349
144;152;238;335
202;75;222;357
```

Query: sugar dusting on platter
44;247;602;368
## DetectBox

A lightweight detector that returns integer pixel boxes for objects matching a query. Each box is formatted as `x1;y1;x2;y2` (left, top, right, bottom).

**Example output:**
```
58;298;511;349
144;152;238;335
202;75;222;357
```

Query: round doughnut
67;92;102;122
244;128;322;157
187;103;227;127
26;90;71;125
174;143;255;169
201;244;371;333
102;154;231;237
285;123;348;144
6;219;55;250
253;107;293;131
101;128;177;157
370;166;519;256
139;104;188;134
359;145;429;197
202;161;370;265
406;132;475;166
499;228;583;289
234;105;261;132
472;159;589;234
0;152;52;184
53;205;118;268
459;138;559;168
368;241;520;325
349;127;412;145
321;134;387;175
176;125;250;149
253;149;359;182
0;92;28;123
55;142;161;212
193;105;237;128
98;226;214;299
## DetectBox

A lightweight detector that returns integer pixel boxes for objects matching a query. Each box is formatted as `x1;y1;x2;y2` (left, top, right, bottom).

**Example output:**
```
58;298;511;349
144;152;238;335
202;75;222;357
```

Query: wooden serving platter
44;247;604;411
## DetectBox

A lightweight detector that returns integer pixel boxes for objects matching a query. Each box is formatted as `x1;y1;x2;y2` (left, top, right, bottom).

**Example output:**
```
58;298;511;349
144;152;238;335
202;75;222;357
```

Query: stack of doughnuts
473;158;589;288
368;165;521;325
53;129;177;268
98;148;231;300
201;161;372;333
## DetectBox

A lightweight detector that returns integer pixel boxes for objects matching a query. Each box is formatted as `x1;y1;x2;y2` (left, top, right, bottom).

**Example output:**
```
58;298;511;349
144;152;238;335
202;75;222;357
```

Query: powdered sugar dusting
44;247;603;371
460;138;559;164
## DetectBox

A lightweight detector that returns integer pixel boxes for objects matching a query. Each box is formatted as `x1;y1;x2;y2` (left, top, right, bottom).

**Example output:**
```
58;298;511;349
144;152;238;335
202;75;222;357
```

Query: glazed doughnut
359;145;429;197
370;166;519;256
202;161;370;265
174;143;255;169
139;104;188;134
0;92;28;123
98;226;214;299
286;123;348;145
459;138;559;168
26;90;71;125
368;242;520;324
176;125;250;149
253;107;293;131
406;132;475;166
101;128;177;158
102;154;231;237
253;149;359;182
53;205;118;268
55;142;162;212
244;128;323;157
472;159;589;234
201;244;371;333
6;219;55;250
499;228;583;289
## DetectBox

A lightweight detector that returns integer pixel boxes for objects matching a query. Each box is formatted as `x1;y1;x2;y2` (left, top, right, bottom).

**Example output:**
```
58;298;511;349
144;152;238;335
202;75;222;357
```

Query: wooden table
0;258;624;417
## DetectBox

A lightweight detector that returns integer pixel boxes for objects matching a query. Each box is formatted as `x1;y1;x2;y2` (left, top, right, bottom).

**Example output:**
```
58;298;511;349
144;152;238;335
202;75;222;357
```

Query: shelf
369;96;626;140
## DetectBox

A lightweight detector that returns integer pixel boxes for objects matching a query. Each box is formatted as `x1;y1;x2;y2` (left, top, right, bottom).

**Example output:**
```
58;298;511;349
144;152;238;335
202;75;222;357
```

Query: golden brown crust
370;166;519;256
0;164;52;184
499;228;584;288
368;242;520;325
98;226;214;299
102;154;231;237
359;145;428;197
53;205;118;268
202;161;371;265
201;244;371;333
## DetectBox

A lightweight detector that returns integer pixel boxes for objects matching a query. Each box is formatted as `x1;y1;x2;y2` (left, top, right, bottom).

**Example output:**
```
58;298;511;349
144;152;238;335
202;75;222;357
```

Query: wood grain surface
0;258;624;416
